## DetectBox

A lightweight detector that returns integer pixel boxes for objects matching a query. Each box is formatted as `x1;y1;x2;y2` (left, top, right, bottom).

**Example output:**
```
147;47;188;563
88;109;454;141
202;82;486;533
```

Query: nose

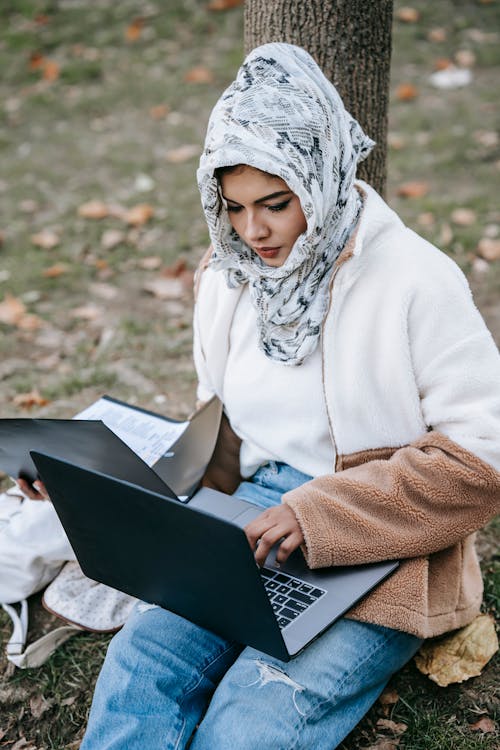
245;211;270;243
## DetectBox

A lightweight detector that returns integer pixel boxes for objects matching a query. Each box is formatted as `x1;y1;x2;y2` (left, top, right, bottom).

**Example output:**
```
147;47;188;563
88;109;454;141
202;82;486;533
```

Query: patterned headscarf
197;43;374;366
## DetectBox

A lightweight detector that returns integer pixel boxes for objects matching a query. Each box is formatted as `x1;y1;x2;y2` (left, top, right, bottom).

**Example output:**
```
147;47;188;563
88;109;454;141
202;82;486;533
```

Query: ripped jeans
81;463;422;750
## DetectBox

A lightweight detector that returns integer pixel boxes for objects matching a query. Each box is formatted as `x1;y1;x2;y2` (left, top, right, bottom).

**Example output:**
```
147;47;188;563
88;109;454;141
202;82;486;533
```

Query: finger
254;525;290;567
275;531;303;564
33;481;49;499
17;478;45;500
244;510;278;549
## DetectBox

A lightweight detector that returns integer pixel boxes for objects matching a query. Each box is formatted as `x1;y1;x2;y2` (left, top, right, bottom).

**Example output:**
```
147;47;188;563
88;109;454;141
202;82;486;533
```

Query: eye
266;200;291;213
226;204;242;213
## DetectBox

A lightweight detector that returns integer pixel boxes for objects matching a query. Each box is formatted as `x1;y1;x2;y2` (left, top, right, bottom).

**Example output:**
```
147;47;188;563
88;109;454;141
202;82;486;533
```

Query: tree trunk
244;0;393;195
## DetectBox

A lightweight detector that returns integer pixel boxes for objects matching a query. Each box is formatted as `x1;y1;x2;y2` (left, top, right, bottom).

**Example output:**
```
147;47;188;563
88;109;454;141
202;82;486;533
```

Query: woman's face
219;166;307;267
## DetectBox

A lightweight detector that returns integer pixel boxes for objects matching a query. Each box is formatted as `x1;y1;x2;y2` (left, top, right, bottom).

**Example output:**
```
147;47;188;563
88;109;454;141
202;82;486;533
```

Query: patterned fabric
197;43;374;365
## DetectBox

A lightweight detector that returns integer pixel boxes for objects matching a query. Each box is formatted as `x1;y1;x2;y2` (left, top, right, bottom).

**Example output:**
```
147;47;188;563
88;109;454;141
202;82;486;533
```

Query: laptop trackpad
188;486;262;526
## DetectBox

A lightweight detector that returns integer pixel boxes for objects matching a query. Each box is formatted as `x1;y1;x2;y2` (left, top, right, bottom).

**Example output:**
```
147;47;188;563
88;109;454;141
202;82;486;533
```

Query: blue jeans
81;463;422;750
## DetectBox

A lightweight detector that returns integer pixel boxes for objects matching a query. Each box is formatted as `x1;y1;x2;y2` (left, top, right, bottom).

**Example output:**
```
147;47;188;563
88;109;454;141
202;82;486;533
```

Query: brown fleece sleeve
201;412;242;495
283;432;500;569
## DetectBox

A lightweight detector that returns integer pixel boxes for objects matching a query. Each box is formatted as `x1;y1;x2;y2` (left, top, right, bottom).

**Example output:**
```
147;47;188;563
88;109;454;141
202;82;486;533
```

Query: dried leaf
78;200;110;219
415;614;499;686
366;739;400;750
379;688;399;706
165;144;201;163
417;212;435;228
101;229;125;250
473;130;498;148
184;66;214;84
13;389;49;409
0;294;26;325
125;18;144;42
29;51;45;70
395;7;420;22
17;313;43;331
469;716;496;733
123;204;154;226
395;83;418;101
43;263;68;278
396;181;429;198
150;104;169;120
89;282;118;300
42;59;60;82
434;58;453;71
138;256;162;270
376;719;408;736
477;238;500;261
70;304;103;321
30;693;51;718
451;208;477;226
455;49;476;68
143;277;185;300
428;27;447;42
207;0;244;9
30;229;60;249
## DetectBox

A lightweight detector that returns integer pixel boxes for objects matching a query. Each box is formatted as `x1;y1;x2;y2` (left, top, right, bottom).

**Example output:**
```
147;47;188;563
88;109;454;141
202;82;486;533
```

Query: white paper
74;398;188;467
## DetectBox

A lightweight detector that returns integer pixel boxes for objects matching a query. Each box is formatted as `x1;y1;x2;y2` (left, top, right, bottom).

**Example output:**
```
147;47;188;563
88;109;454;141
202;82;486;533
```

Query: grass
0;0;499;747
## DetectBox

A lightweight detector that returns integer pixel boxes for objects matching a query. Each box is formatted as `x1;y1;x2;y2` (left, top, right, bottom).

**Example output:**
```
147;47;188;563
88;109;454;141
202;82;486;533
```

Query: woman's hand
244;504;304;567
16;478;49;500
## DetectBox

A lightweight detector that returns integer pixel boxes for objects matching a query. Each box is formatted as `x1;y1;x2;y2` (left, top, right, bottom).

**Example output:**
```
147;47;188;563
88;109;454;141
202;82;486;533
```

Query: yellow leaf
395;83;419;101
125;18;144;42
78;200;110;219
13;389;49;409
396;181;429;199
123;204;154;226
414;614;499;686
0;294;26;325
30;229;60;249
184;66;214;84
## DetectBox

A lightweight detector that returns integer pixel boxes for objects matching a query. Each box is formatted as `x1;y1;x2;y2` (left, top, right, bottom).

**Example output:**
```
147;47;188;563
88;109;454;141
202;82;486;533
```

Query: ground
0;1;498;748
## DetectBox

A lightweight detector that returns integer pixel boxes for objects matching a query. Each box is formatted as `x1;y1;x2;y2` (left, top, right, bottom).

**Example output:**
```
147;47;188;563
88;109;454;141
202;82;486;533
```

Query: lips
254;246;281;258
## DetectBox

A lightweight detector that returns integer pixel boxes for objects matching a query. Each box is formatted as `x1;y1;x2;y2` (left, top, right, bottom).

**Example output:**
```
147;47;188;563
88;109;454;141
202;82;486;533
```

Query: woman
80;43;500;749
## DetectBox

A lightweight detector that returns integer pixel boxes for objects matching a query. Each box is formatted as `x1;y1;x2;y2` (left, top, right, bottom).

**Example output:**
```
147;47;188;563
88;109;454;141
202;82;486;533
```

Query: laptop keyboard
261;568;326;629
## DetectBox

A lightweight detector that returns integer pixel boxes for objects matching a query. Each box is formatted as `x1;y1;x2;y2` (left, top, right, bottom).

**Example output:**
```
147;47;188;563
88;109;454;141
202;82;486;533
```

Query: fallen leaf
395;7;420;22
89;282;118;300
162;259;188;277
143;277;185;300
376;719;408;735
78;200;110;219
30;229;60;249
42;263;68;278
366;739;400;750
395;83;418;101
433;58;453;71
42;59;60;82
18;313;44;331
388;132;406;150
19;199;39;213
61;696;77;707
13;389;49;409
473;130;498;148
477;238;500;261
417;212;435;227
70;304;103;320
440;223;453;246
207;0;244;9
29;51;45;70
469;716;496;733
150;104;169;120
123;204;154;226
165;144;201;163
0;294;26;325
427;27;447;43
455;49;476;68
125;18;144;42
184;66;214;84
396;181;429;198
451;208;477;226
378;688;399;716
138;256;162;270
414;614;499;686
30;693;51;718
101;229;125;250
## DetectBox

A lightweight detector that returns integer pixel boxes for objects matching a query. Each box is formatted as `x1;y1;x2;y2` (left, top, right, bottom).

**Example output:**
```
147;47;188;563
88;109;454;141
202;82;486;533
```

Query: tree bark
244;0;393;195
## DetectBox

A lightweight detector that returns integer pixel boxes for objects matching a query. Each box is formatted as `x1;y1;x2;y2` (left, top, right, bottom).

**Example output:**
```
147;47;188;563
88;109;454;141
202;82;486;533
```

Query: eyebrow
223;190;292;205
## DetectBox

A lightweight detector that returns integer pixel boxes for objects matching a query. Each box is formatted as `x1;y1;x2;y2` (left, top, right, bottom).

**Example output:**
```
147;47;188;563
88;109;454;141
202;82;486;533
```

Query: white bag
0;485;136;668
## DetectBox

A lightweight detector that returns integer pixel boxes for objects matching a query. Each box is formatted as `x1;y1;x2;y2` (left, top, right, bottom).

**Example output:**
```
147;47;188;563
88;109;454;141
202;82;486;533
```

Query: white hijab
197;43;374;365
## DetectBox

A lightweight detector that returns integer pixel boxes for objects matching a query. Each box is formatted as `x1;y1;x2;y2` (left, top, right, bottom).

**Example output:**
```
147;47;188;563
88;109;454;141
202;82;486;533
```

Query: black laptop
31;449;398;661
